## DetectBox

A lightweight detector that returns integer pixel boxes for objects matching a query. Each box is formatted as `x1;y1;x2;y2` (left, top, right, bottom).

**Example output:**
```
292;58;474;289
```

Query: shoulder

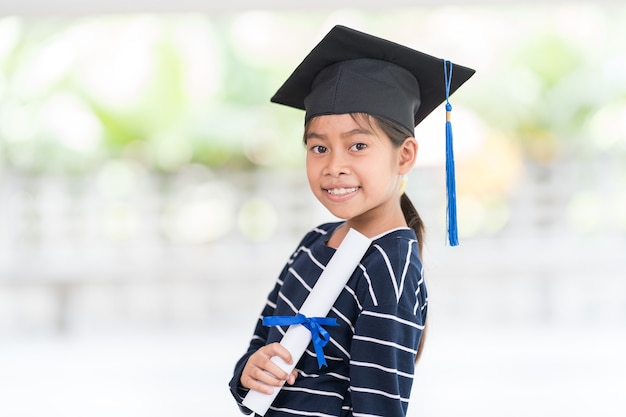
296;221;343;247
285;222;343;267
368;227;422;271
356;227;424;308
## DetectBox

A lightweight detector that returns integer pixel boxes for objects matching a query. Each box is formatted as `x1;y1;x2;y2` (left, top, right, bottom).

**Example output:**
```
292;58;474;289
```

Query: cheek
305;159;319;185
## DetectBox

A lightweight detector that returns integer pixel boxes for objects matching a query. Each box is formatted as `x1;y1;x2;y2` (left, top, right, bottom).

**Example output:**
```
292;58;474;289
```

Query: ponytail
400;193;425;259
400;192;428;363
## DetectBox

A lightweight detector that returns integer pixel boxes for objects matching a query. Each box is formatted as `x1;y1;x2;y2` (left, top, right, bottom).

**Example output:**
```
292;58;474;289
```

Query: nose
323;150;351;177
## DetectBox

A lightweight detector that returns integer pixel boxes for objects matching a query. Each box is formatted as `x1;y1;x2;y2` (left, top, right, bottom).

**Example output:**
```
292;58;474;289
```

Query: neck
327;208;407;248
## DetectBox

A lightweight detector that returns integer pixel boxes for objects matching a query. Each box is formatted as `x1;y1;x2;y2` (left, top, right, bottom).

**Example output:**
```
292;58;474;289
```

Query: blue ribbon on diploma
263;313;339;368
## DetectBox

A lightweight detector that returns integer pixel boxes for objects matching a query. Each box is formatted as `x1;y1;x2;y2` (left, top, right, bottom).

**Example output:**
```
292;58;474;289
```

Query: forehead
306;113;382;136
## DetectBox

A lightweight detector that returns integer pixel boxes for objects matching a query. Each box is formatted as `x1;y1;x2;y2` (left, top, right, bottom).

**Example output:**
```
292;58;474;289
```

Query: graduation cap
271;25;475;246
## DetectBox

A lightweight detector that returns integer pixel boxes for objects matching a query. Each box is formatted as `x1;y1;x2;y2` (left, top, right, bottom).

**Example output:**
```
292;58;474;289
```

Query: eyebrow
305;128;374;142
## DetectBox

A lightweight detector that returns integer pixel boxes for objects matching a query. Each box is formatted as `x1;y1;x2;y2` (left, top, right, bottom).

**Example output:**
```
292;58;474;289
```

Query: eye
310;145;328;154
350;142;367;151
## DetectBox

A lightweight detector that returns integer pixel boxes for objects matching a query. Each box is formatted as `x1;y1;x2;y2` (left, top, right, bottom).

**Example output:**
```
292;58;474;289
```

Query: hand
240;343;298;394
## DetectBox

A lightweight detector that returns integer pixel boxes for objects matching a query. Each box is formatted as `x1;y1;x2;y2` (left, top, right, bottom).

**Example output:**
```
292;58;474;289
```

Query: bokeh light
237;197;278;242
160;181;235;244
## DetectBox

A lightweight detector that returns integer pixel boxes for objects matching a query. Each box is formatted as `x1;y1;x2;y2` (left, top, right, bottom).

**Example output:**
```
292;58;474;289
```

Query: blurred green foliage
0;7;624;176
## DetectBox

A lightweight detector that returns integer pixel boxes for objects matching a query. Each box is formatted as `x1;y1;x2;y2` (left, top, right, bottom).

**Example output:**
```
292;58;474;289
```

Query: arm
229;279;296;413
349;303;424;417
229;235;312;412
228;296;275;414
229;224;339;413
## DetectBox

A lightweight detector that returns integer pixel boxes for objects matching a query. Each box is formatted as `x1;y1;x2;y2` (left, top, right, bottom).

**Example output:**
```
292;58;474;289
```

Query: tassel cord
443;60;459;246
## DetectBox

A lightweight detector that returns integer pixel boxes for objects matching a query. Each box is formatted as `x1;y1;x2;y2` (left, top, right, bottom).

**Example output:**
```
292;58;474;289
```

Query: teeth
327;187;358;195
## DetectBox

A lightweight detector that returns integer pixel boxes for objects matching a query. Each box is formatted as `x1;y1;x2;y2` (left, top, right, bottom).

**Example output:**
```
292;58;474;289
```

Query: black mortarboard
271;25;475;133
272;25;475;245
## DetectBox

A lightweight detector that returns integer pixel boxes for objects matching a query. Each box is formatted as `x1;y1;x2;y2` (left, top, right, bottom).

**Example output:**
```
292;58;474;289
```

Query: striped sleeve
228;276;282;414
349;304;423;417
227;241;299;412
349;234;426;417
228;225;334;414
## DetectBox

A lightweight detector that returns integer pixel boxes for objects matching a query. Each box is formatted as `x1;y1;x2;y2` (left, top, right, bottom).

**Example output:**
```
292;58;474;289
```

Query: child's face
305;114;415;228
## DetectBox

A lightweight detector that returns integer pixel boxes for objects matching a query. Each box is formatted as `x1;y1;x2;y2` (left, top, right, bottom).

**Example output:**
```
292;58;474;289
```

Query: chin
325;207;356;221
316;198;361;220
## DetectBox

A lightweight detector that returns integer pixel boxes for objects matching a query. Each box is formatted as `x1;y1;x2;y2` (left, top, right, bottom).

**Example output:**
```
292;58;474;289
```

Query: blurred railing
1;158;625;336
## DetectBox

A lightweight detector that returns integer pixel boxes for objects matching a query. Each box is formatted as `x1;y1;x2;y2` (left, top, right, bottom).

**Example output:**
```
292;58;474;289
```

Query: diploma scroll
242;228;371;416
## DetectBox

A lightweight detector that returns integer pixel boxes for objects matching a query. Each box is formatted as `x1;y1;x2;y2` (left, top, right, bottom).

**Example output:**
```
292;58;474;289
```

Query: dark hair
304;113;428;362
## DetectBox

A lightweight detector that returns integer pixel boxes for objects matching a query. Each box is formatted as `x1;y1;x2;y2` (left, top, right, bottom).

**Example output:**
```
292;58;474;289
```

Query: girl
229;25;474;417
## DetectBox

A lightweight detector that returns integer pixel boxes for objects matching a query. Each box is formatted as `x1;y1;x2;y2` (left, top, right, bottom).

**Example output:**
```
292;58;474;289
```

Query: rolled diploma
242;228;371;416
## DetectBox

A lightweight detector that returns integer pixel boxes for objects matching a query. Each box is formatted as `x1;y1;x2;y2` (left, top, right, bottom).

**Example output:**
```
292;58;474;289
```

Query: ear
398;137;418;175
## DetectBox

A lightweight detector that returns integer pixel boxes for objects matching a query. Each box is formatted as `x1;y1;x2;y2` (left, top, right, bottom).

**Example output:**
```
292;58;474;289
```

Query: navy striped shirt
230;222;428;417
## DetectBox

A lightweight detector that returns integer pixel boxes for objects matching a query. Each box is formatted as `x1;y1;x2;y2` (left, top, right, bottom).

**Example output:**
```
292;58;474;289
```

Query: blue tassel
443;60;459;246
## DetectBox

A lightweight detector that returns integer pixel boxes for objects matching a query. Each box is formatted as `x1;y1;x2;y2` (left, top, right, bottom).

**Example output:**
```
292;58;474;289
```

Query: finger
254;343;293;382
241;343;296;394
252;364;287;386
265;343;294;366
286;369;298;385
242;373;276;395
241;361;282;393
244;353;288;386
261;358;292;383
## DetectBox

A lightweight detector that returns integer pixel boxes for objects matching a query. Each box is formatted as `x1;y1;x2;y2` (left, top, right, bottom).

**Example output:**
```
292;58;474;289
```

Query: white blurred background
1;2;625;416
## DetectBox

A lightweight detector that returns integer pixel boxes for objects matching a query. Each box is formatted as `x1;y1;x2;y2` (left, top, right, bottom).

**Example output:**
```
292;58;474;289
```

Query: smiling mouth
325;187;359;196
